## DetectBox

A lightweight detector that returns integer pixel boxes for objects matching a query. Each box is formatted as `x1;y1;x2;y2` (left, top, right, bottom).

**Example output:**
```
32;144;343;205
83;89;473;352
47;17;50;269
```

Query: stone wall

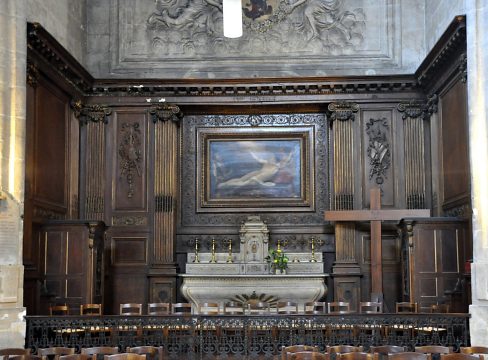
26;0;86;66
425;0;465;53
86;0;426;78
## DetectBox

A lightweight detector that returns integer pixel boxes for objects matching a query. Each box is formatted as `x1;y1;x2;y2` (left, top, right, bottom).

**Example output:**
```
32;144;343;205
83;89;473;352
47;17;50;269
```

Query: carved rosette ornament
328;102;359;126
119;122;142;199
366;118;391;186
149;104;183;123
71;100;112;125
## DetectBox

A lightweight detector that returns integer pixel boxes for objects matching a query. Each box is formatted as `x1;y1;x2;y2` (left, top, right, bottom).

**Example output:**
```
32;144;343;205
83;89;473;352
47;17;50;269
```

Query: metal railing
25;313;469;359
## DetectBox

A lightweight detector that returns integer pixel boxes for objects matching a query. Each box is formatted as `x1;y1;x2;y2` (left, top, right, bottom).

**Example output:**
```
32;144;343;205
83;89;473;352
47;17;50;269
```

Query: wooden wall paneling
439;80;470;211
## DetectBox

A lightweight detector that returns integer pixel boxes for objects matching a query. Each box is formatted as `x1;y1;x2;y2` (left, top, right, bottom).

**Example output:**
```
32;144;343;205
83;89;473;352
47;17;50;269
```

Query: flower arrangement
266;242;289;274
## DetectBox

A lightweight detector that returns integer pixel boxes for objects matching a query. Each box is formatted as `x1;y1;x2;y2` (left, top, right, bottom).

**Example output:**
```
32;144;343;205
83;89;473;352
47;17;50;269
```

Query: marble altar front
181;216;328;313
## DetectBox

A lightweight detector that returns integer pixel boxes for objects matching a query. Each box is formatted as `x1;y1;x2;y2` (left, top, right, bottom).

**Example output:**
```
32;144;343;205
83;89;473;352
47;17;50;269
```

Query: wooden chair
247;301;271;315
126;347;163;360
359;301;383;313
103;355;146;360
59;355;91;360
388;353;430;360
171;302;192;315
370;346;406;354
198;302;220;315
441;355;484;360
328;346;363;354
80;304;102;316
81;347;119;360
327;301;351;314
0;349;31;360
223;301;245;314
277;301;299;314
290;352;330;360
49;305;69;316
38;348;75;360
119;303;142;315
337;353;373;360
147;303;170;315
396;302;418;313
282;346;319;360
304;301;326;314
460;347;488;355
415;347;451;355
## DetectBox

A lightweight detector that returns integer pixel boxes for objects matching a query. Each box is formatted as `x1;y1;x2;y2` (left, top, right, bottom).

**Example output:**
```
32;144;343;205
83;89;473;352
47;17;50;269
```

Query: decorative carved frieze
112;216;148;226
27;22;93;94
366;117;391;186
443;203;471;218
26;61;39;87
71;100;112;125
33;207;65;220
328;102;359;125
149;104;183;123
459;54;468;83
119;122;143;199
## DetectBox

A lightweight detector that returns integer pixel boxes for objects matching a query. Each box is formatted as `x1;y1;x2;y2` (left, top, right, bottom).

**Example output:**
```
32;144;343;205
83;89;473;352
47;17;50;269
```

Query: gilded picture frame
196;127;315;212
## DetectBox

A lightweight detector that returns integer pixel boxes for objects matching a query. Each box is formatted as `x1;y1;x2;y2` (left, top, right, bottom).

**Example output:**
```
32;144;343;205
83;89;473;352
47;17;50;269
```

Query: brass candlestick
193;237;200;263
225;239;233;263
210;238;217;263
310;237;317;262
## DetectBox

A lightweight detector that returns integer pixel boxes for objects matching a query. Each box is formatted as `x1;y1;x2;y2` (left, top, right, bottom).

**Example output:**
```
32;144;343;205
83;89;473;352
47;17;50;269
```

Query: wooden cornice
27;22;94;94
415;15;467;93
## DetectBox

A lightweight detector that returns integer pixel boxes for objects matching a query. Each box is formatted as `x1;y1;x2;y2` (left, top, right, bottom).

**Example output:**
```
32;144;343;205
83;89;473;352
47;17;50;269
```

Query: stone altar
181;216;327;313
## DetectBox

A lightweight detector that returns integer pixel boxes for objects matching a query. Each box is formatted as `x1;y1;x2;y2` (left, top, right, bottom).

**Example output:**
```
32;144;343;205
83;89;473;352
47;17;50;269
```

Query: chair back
396;302;418;313
460;347;488;355
415;347;451;355
359;301;383;313
277;301;299;314
327;302;351;314
147;303;170;315
80;304;102;316
126;347;162;360
281;346;319;360
198;302;220;315
0;349;31;360
370;346;405;354
337;353;372;360
223;301;245;315
119;303;142;315
289;352;330;360
304;301;326;314
81;347;119;360
49;305;69;316
247;301;270;314
388;353;429;360
328;346;363;354
38;348;75;360
59;355;91;360
171;302;192;315
104;355;146;360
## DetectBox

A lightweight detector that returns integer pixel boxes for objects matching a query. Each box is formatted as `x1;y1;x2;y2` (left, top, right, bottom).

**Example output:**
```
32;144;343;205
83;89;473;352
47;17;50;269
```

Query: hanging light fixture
223;0;243;38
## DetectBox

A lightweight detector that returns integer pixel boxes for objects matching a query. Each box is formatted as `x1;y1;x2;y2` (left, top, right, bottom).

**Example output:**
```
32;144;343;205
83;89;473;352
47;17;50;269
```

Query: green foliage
265;248;289;273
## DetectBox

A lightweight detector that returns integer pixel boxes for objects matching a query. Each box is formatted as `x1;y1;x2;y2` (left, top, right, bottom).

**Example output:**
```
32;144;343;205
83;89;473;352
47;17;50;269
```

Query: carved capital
26;61;39;87
397;100;426;120
71;100;112;125
425;94;439;118
328;102;359;126
149;104;183;123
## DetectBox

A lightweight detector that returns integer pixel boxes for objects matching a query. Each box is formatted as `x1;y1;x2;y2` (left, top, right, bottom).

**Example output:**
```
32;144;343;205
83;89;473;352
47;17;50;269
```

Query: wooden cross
324;188;430;299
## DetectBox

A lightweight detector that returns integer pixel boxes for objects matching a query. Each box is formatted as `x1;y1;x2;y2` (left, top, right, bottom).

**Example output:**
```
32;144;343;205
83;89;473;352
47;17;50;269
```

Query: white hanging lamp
223;0;243;38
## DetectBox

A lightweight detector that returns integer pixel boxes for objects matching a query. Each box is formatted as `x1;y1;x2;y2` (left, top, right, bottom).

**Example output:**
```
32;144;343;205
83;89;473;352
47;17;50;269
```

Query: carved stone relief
365;117;391;186
179;113;328;228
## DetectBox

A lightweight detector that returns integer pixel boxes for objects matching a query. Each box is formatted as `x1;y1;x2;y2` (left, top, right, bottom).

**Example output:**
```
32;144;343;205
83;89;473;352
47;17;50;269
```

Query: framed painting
196;127;315;212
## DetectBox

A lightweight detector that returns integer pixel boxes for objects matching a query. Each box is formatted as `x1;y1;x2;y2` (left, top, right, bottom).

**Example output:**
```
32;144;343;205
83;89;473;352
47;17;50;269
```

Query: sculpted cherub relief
146;0;365;55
